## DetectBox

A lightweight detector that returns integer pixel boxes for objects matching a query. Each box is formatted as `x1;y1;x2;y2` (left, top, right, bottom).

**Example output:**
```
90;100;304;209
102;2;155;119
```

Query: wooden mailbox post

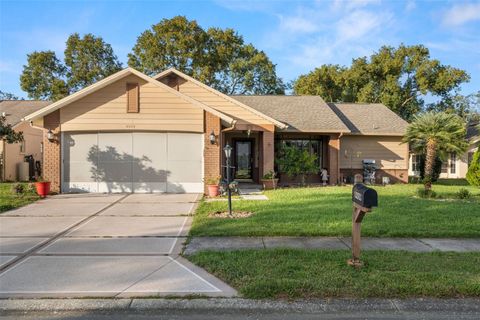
348;183;378;267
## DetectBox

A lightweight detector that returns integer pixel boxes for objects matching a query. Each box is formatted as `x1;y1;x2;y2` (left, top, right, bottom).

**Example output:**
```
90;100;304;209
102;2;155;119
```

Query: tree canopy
293;45;470;121
128;16;284;95
20;34;122;101
0;114;23;143
0;91;22;100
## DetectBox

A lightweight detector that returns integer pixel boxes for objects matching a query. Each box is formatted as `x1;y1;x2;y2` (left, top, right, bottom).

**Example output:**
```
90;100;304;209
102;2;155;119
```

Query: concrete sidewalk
184;236;480;254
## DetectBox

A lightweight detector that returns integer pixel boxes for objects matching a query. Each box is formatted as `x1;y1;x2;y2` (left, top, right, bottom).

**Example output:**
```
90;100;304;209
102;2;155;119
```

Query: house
23;67;409;194
0;100;50;181
409;121;480;179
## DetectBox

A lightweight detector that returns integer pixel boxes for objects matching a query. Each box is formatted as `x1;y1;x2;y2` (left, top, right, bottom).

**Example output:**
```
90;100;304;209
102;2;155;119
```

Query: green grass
188;249;480;299
191;184;480;238
0;183;39;213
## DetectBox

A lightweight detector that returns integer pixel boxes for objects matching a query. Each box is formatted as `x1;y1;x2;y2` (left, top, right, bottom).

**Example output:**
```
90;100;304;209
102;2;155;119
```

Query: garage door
62;132;203;193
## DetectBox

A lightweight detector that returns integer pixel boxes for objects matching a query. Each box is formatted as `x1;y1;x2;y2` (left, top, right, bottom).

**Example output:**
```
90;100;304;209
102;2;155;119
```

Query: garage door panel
63;132;203;193
167;160;202;182
66;162;97;182
63;133;98;163
98;133;132;161
167;133;203;160
133;182;167;193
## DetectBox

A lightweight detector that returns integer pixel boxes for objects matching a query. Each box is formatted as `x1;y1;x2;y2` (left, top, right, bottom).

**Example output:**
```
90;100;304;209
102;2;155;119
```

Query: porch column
262;129;274;178
204;111;221;194
43;110;61;192
328;134;340;185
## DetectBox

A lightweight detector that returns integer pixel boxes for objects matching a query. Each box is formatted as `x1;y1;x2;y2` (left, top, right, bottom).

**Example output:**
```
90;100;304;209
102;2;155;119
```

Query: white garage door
62;132;203;193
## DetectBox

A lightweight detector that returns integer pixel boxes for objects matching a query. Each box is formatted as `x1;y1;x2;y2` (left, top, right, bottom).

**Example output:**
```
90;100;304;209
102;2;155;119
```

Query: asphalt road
2;310;480;320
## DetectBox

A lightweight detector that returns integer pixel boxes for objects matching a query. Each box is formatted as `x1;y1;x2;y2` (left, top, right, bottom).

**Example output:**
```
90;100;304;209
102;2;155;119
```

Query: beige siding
178;80;270;125
340;135;408;170
60;74;204;132
3;122;43;181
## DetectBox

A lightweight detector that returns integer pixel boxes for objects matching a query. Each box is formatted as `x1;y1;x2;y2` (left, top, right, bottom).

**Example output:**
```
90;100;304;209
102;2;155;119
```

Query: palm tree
403;111;468;191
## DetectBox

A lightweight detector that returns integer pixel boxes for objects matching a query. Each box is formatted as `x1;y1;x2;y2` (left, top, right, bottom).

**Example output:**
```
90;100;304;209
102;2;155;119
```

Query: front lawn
190;184;480;237
0;183;39;213
188;249;480;299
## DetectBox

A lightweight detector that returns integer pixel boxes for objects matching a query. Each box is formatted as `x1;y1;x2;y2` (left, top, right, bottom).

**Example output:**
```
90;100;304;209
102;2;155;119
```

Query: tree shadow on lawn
191;189;480;237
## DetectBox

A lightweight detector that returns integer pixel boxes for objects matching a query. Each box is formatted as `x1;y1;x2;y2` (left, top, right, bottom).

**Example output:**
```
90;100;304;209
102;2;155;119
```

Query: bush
415;187;437;199
11;183;25;195
276;145;318;186
456;188;472;199
466;149;480;187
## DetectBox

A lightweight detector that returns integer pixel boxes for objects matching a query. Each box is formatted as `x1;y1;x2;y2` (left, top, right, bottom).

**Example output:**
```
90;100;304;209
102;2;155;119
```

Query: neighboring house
0;100;50;181
23;67;409;194
408;121;479;179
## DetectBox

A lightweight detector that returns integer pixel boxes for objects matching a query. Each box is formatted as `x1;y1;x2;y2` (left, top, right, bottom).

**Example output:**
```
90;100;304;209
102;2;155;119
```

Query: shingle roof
329;103;408;135
467;121;479;141
0;100;51;126
230;95;351;133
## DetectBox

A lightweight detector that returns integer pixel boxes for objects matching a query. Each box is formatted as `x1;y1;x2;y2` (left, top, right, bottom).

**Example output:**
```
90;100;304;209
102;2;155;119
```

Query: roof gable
23;68;235;125
154;68;287;129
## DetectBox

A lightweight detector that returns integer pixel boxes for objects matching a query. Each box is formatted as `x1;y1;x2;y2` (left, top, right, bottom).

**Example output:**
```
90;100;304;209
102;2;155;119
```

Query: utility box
17;162;30;181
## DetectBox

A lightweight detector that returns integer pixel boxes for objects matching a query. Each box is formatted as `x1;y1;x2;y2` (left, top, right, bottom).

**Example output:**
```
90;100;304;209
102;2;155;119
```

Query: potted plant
261;170;279;190
35;177;51;198
204;175;221;197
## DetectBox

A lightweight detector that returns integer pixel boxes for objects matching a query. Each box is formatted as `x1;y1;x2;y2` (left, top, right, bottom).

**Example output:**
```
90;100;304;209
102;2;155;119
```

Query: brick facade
42;110;61;192
203;111;221;194
261;130;274;178
328;134;340;185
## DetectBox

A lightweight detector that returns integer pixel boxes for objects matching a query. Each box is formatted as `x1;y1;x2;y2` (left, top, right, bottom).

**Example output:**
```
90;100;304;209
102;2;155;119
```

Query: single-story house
408;121;479;179
1;100;50;181
23;67;409;194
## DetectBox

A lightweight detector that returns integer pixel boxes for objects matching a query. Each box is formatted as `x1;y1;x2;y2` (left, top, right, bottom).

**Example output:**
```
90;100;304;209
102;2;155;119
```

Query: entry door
235;141;253;179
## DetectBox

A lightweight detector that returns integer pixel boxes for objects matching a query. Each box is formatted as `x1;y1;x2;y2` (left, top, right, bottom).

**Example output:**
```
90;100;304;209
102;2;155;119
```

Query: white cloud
405;0;416;12
442;3;480;26
330;0;381;11
336;10;385;42
278;14;319;33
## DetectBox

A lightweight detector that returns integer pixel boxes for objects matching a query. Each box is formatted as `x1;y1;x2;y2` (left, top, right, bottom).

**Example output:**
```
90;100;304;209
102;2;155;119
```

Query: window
278;139;322;168
411;154;420;172
450;153;456;174
441;160;448;173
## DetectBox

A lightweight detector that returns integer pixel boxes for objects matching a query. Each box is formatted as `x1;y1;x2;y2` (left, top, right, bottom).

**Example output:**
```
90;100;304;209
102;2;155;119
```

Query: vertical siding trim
126;82;139;113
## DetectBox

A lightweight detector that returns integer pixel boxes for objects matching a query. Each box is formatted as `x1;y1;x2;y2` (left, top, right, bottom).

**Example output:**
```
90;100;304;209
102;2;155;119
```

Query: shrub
466;149;480;187
415;187;437;199
456;188;472;199
276;145;319;186
11;183;25;195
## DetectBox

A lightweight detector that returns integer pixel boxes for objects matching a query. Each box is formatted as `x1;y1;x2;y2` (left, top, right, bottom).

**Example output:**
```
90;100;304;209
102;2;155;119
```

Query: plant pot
261;178;279;190
35;181;51;198
207;184;220;197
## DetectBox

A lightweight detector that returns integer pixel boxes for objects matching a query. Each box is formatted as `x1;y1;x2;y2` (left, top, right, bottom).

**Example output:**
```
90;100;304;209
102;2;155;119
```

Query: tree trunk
424;139;437;191
301;174;306;186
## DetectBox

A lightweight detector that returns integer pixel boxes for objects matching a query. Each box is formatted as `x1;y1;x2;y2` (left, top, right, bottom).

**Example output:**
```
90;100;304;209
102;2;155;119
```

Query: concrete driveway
0;193;235;298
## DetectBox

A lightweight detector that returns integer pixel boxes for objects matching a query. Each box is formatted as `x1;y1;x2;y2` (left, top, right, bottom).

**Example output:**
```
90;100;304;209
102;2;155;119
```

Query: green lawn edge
190;184;480;238
187;249;480;299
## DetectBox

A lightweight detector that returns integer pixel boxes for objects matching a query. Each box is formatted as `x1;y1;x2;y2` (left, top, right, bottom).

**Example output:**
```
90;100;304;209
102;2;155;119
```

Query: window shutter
126;83;139;113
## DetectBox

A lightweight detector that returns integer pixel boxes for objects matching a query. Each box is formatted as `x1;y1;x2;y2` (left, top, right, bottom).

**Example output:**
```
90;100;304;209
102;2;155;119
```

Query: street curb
1;298;479;313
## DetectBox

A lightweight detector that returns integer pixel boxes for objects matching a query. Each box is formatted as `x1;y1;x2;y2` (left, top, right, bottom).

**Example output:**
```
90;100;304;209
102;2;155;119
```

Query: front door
234;140;253;180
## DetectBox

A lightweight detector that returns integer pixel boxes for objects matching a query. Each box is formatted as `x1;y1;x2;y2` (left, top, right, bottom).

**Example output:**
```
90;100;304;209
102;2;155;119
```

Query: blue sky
0;0;479;98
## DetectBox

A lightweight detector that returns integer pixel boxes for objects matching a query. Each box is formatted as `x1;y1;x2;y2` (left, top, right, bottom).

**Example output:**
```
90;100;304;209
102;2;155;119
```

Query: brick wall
43;110;61;192
262;130;274;177
328;134;340;185
204;111;221;194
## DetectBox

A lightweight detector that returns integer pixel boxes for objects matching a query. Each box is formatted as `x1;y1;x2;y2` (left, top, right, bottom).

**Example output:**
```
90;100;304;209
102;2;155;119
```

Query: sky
0;0;479;99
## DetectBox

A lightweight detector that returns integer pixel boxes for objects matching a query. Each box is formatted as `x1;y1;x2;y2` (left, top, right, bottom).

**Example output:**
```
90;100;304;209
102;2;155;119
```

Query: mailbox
352;183;378;209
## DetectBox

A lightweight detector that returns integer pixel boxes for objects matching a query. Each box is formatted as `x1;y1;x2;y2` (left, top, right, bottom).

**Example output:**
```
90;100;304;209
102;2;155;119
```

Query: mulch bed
208;211;254;219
